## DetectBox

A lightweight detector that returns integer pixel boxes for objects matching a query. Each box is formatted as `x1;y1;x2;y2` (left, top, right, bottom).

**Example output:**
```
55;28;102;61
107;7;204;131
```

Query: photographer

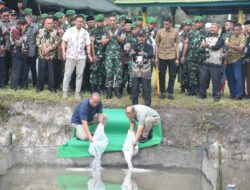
130;30;153;106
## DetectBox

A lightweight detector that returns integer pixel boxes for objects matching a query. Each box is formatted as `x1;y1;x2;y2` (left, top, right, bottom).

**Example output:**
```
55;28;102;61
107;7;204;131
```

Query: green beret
95;14;104;22
65;10;76;16
194;16;204;22
54;12;65;19
23;8;32;15
41;13;48;19
131;22;138;29
136;16;143;21
183;19;193;25
147;16;157;24
119;15;127;21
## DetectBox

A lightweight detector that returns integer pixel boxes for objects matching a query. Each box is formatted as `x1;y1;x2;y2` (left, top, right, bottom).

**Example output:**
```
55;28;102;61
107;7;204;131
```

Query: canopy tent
114;0;250;15
36;0;125;13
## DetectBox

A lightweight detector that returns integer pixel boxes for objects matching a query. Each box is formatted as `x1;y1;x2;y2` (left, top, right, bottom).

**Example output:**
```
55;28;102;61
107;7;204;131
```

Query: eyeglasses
2;15;10;17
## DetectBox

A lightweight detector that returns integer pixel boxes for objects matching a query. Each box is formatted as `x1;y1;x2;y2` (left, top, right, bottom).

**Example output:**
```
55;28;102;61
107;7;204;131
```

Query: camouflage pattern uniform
186;28;210;94
102;26;125;89
90;26;106;89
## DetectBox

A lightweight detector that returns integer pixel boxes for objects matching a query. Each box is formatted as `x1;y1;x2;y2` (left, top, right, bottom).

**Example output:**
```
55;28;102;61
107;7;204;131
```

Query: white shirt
62;26;91;60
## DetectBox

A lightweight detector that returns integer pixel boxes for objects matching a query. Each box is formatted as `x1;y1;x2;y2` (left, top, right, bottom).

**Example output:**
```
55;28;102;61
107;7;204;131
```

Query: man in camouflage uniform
53;12;65;90
183;16;210;95
90;14;106;92
119;15;127;29
62;10;75;31
24;11;39;87
120;19;138;94
180;19;192;93
102;14;126;99
135;16;143;30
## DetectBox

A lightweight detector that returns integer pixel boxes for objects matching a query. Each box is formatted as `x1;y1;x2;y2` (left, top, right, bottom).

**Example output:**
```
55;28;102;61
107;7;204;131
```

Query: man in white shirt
62;15;92;99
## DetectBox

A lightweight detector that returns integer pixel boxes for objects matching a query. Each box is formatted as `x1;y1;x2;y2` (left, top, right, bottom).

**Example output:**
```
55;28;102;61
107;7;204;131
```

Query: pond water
0;166;212;190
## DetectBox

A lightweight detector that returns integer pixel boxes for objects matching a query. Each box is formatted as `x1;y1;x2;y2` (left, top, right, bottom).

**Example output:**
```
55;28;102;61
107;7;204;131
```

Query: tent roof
114;0;250;15
37;0;125;13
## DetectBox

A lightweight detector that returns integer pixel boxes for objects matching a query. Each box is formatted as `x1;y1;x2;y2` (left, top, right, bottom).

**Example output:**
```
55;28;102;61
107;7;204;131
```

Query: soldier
121;18;135;94
119;15;127;29
10;10;17;26
145;16;158;39
102;14;126;99
90;14;106;93
53;12;65;90
36;16;60;93
24;11;39;87
130;30;154;106
135;16;143;30
180;19;192;93
39;13;48;29
182;16;210;95
62;9;75;31
83;15;96;92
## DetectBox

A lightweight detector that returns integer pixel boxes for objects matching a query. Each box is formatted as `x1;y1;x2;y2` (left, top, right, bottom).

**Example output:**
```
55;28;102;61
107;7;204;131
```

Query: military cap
131;22;138;29
95;14;104;22
147;16;157;24
125;18;132;24
119;15;127;21
23;8;32;15
86;15;94;21
183;19;193;25
194;16;204;22
41;13;48;19
10;10;16;15
244;20;250;25
54;12;65;19
135;16;143;21
137;30;146;36
65;9;76;16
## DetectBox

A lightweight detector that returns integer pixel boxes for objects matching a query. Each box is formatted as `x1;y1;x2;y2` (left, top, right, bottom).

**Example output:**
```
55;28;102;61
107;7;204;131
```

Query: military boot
106;88;112;99
115;87;122;99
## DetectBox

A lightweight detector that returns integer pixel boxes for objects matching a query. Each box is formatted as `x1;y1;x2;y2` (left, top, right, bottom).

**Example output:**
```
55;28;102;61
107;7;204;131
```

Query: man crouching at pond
125;105;161;144
71;92;107;142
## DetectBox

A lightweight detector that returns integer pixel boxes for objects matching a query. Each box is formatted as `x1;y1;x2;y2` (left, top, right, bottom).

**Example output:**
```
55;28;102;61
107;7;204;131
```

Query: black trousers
159;58;175;94
37;59;55;91
11;48;28;90
54;59;63;89
0;57;5;88
131;77;151;107
27;56;37;86
199;64;221;98
4;51;11;85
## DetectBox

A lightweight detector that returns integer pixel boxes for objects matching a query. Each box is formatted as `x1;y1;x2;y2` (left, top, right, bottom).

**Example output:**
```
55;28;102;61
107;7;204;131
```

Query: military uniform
102;24;125;98
185;16;210;95
90;14;106;92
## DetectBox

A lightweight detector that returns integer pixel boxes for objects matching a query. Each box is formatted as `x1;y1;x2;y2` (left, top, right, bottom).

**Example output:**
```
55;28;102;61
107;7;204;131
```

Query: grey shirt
133;105;160;126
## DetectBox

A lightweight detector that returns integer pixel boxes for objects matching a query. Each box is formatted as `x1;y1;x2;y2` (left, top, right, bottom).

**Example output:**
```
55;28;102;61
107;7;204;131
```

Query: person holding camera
130;30;153;107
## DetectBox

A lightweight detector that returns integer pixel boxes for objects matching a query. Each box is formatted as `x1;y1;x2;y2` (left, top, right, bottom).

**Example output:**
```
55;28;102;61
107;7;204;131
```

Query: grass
0;70;250;113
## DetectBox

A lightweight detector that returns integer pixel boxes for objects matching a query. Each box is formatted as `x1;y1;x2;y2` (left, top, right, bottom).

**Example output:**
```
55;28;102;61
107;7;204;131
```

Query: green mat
58;109;162;157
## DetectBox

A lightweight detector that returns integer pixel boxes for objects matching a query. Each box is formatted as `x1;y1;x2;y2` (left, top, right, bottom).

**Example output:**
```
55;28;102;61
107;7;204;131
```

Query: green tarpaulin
36;0;125;13
58;109;162;158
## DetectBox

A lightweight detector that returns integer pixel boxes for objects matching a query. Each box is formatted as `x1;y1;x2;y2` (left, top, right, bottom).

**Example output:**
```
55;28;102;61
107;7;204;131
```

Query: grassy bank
1;82;250;113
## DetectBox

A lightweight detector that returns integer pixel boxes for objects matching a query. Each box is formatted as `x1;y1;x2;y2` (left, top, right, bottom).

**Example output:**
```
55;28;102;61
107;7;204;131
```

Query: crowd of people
0;4;250;107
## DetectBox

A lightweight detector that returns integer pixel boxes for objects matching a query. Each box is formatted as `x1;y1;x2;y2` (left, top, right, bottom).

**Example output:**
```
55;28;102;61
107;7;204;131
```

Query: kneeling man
71;92;107;142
